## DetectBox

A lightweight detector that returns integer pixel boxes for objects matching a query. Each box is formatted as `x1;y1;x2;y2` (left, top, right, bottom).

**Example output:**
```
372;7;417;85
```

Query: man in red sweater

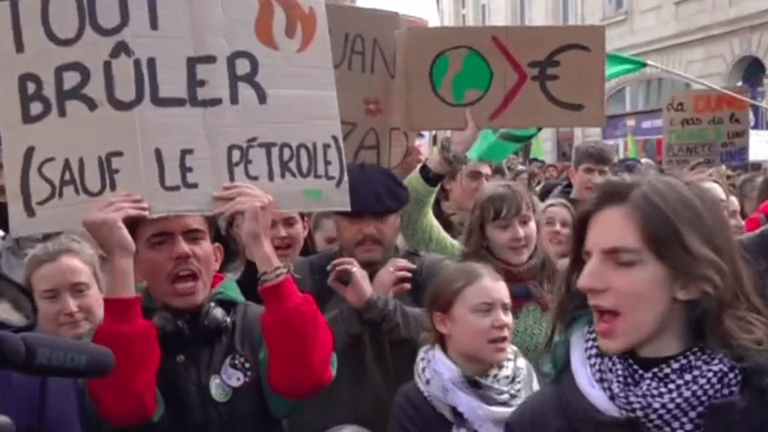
81;183;335;432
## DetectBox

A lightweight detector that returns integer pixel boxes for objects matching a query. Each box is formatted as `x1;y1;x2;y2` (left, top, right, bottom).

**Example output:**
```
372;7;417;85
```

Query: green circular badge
209;374;233;403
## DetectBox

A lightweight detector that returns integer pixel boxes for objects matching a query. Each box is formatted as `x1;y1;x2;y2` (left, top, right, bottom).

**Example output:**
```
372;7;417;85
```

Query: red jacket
86;274;334;428
745;200;768;233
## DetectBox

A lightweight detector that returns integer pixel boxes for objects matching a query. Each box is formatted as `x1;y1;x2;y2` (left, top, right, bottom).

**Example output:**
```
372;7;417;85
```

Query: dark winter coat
0;370;83;432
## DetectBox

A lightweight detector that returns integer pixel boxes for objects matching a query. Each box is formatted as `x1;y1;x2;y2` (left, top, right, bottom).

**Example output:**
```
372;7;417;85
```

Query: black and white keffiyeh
414;344;539;432
584;327;742;432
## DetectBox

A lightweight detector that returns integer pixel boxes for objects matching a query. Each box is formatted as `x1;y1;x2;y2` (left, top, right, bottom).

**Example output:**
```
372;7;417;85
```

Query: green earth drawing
430;46;493;107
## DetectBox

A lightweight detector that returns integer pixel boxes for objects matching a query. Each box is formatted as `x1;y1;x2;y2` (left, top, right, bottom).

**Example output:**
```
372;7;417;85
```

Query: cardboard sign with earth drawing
327;4;426;170
394;26;606;130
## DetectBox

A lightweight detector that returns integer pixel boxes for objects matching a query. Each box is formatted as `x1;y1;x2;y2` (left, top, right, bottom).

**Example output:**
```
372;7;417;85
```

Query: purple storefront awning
603;110;663;140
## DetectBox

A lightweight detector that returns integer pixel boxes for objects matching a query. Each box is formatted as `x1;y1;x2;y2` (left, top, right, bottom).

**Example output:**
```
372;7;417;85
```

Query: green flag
468;52;649;162
467;129;530;163
606;52;648;81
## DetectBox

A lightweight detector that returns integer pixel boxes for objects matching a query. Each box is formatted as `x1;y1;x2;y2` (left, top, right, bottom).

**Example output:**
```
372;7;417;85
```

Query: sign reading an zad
0;0;349;236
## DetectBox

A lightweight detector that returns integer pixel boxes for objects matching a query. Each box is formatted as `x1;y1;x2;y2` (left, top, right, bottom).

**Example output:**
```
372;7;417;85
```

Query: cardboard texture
392;14;428;168
395;26;606;130
663;89;750;170
401;14;429;28
327;4;426;169
0;0;348;236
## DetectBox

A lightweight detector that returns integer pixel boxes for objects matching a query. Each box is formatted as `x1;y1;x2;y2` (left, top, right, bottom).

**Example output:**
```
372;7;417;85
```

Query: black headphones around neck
152;301;233;352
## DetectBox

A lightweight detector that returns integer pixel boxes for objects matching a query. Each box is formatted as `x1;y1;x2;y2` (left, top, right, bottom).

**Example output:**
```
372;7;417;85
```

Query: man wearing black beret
288;163;446;432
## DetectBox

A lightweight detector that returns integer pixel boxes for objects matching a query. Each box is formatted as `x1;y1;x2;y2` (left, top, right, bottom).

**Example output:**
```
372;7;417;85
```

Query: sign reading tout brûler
0;0;349;236
394;26;606;130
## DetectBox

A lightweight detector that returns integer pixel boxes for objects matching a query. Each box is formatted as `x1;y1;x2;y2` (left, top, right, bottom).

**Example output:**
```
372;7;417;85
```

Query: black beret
344;163;410;215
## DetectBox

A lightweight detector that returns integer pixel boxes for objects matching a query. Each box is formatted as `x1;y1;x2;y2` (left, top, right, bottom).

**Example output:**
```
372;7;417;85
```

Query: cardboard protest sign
327;5;427;169
391;15;428;168
749;130;768;162
401;14;429;28
0;0;348;236
394;26;606;130
663;89;750;169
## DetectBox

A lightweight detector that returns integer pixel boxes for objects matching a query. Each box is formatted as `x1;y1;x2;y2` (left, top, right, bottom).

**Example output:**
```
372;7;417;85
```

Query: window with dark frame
519;0;530;24
604;0;626;16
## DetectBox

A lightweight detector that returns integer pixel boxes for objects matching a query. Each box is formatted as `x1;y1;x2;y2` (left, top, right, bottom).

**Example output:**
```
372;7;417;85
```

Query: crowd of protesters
1;112;768;432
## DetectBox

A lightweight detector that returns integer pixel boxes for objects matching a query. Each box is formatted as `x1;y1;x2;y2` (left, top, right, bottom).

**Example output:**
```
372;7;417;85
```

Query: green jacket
401;170;554;381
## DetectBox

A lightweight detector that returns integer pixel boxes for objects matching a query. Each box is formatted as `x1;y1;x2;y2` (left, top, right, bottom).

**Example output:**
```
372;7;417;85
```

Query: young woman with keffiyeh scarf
506;176;768;432
401;162;560;381
388;261;539;432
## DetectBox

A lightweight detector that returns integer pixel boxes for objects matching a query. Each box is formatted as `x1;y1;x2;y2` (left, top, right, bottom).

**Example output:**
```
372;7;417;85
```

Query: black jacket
80;276;326;432
287;248;446;432
506;366;768;432
386;382;453;432
81;301;284;432
740;227;768;307
546;181;579;208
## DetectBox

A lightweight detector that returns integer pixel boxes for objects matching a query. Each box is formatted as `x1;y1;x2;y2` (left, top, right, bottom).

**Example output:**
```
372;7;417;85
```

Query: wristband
257;264;292;286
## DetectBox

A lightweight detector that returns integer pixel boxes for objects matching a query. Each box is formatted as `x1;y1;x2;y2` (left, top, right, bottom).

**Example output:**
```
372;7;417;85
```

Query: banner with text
0;0;348;236
663;88;750;169
394;26;606;130
327;4;426;169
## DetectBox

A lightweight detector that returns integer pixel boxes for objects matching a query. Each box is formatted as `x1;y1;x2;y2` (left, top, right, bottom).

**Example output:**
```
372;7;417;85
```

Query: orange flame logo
255;0;317;53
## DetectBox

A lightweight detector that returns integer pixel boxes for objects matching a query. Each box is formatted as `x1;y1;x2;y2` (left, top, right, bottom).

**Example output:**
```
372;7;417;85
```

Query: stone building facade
436;0;768;162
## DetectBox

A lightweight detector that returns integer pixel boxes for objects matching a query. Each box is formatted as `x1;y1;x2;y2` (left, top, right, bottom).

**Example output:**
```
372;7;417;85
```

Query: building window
559;0;572;24
628;78;661;112
607;87;628;115
557;128;575;162
607;78;691;115
480;0;489;25
460;0;467;25
604;0;625;16
519;0;531;24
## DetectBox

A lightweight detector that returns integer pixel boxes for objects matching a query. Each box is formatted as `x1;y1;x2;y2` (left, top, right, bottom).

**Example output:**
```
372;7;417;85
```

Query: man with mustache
287;163;446;432
80;184;335;432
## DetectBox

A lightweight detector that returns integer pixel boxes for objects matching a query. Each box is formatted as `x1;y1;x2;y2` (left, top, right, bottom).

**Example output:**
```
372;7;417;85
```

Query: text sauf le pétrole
1;0;346;218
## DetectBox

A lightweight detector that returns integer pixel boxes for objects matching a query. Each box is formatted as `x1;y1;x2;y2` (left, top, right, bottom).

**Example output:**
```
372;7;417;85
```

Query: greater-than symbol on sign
527;43;591;112
488;35;528;122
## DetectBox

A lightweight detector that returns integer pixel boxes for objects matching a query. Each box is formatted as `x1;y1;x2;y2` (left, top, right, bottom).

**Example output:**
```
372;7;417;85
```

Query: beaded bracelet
257;264;292;286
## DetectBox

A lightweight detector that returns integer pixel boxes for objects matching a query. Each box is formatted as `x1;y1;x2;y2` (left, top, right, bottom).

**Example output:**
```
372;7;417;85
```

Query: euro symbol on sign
527;43;591;112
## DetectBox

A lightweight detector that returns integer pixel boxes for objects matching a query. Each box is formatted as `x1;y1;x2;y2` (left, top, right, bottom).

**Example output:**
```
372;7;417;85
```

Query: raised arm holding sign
81;184;336;430
0;0;344;430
